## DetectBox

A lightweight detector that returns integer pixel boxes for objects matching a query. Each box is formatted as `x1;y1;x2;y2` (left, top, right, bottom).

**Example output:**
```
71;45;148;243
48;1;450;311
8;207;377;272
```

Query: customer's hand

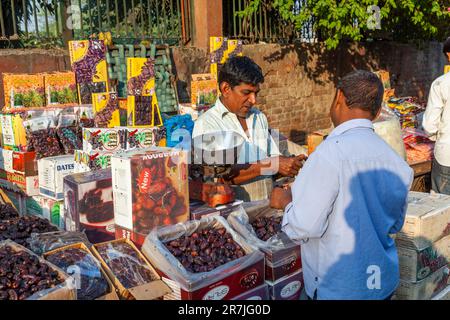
277;154;307;177
270;187;292;210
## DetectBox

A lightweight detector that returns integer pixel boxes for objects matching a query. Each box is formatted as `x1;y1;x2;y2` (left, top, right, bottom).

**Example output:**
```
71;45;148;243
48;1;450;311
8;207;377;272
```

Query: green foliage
237;0;450;49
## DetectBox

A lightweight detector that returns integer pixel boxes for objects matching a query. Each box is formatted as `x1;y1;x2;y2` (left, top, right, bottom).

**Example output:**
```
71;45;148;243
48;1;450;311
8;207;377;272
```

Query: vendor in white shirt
192;56;306;201
423;37;450;195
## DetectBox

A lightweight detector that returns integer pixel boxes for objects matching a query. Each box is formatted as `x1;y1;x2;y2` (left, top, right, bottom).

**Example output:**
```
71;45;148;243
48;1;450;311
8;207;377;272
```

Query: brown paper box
44;242;119;300
91;238;171;300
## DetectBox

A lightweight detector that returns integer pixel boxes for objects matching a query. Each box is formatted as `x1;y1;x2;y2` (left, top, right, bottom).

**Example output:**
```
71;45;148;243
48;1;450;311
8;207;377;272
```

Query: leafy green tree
237;0;450;49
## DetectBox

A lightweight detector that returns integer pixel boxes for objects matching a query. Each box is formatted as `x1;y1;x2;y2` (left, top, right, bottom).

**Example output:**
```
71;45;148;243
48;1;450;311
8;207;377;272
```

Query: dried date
27;128;63;159
251;216;282;241
96;242;157;289
0;204;19;221
0;245;63;300
165;227;246;273
0;216;58;248
45;248;109;300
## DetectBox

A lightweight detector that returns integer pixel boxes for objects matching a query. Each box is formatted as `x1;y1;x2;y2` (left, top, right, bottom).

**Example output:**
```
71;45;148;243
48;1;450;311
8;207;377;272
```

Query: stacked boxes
395;192;450;300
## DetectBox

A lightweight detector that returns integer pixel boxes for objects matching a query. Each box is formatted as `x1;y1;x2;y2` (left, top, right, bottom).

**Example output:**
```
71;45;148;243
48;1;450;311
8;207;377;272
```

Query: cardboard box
0;189;25;215
0;148;37;175
142;216;266;300
38;155;75;200
190;200;244;220
92;92;120;128
2;73;46;111
397;191;450;250
82;128;127;153
112;147;189;246
44;72;78;106
265;254;302;283
74;150;114;173
24;196;65;229
0;114;27;151
0;240;76;300
69;40;109;105
126;57;162;127
432;285;450;300
395;266;449;300
231;284;270;300
43;242;119;300
266;269;304;300
91;238;171;300
306;128;332;155
190;73;218;108
398;235;450;282
64;169;115;244
0;169;39;196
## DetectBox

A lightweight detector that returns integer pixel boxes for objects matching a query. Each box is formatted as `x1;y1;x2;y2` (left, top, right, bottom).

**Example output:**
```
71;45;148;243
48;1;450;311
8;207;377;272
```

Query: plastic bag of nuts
141;215;265;297
0;240;76;300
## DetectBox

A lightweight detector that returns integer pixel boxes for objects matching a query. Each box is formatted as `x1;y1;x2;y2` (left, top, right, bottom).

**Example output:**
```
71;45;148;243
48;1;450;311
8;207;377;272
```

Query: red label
138;168;152;193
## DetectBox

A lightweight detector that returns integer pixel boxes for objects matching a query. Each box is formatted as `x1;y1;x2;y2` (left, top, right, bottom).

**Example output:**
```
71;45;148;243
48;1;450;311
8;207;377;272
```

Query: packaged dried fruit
44;242;117;300
44;72;78;106
56;113;82;154
111;147;189;247
27;230;91;255
91;238;170;300
127;58;162;127
73;150;114;173
190;74;218;108
92;92;120;128
82;128;127;153
2;73;46;111
23;116;63;159
141;215;265;300
121;126;167;150
228;200;302;282
0;240;76;300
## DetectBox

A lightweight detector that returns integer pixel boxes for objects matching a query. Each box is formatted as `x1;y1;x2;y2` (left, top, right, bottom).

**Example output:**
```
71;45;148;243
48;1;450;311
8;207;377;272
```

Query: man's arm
423;79;445;141
281;149;339;240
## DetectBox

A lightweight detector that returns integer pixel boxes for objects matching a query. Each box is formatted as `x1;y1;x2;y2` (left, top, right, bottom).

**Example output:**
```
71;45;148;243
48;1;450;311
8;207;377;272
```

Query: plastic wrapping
23;116;63;159
373;103;407;160
44;243;110;300
227;202;300;267
27;231;91;255
94;240;158;289
141;215;263;292
0;239;76;300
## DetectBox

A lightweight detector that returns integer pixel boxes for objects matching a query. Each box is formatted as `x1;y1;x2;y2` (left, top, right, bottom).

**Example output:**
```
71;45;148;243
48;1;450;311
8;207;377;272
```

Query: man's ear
335;89;346;111
220;82;231;97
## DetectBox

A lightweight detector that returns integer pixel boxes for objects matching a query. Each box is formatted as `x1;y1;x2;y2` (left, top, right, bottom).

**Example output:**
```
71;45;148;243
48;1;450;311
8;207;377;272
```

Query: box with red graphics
111;147;189;247
266;269;304;300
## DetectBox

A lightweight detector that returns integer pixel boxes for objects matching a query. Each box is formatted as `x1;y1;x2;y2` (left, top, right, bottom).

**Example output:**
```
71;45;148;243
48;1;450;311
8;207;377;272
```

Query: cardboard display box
231;284;270;300
74;150;114;173
82;128;127;153
266;269;304;300
43;242;119;300
0;240;76;300
91;238;171;300
190;200;244;220
44;72;78;106
112;147;189;246
0;189;25;215
121;126;167;150
0;169;39;196
64;169;115;244
0;148;37;176
38;155;75;200
142;216;265;300
2;73;46;111
395;266;449;300
25;195;65;229
397;235;450;282
397;191;450;250
92;92;120;128
0;114;27;151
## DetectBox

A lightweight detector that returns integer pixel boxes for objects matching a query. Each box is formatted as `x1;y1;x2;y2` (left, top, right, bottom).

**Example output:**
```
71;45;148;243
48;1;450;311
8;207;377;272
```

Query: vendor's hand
270;187;292;210
277;154;307;177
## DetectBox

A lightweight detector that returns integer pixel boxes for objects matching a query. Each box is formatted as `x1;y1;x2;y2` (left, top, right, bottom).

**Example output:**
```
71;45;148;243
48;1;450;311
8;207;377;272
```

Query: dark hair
337;70;384;117
444;37;450;55
218;56;264;90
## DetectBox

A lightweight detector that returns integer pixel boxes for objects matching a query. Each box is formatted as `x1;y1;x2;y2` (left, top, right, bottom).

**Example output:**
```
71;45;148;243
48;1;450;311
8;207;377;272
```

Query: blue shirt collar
328;118;374;138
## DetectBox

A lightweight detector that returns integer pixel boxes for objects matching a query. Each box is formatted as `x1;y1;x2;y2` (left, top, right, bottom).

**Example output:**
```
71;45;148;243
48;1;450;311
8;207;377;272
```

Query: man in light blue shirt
271;70;414;300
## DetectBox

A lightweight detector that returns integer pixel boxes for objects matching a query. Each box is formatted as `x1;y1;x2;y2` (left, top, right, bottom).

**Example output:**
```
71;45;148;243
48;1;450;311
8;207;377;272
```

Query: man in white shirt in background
422;37;450;195
193;56;306;201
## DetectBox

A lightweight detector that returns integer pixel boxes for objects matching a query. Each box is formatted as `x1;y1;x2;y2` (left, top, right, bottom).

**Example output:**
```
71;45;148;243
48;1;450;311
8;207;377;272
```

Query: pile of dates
251;216;282;241
96;241;156;289
0;245;63;300
46;248;109;300
165;227;246;273
0;216;58;248
0;204;19;221
26;128;63;159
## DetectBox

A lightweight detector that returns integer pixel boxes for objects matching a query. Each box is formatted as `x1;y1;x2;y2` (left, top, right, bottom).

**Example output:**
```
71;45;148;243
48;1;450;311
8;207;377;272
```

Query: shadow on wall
317;169;410;300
